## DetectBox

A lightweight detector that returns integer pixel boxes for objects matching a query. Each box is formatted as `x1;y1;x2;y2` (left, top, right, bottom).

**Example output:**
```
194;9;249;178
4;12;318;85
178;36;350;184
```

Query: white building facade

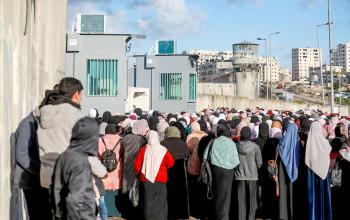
292;48;321;80
257;57;280;82
332;42;350;73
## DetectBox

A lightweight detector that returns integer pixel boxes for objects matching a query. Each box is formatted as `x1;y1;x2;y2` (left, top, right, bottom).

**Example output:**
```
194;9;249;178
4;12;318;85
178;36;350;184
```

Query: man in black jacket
51;117;99;220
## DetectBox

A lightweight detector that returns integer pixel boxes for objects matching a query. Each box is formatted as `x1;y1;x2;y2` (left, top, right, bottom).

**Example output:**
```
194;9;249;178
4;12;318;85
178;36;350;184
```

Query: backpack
101;138;121;172
198;139;215;200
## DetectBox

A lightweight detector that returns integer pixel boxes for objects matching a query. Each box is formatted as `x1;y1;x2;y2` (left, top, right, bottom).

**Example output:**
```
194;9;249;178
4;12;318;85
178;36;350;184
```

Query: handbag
267;147;279;196
198;139;215;200
129;178;140;207
330;159;342;187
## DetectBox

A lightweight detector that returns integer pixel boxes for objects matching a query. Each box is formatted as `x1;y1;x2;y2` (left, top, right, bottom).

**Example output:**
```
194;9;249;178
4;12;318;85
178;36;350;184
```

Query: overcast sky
67;0;350;69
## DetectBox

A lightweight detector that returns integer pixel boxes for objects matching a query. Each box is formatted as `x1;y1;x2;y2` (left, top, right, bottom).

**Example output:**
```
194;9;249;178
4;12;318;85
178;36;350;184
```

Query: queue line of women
92;108;350;220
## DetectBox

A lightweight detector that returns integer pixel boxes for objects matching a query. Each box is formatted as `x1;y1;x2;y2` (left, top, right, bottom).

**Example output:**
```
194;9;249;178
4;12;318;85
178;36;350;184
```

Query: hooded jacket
235;140;262;180
35;102;84;188
51;117;98;220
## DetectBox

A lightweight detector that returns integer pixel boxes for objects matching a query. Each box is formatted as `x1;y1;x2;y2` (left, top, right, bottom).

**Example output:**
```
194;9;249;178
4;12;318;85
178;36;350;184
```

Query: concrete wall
66;33;129;114
236;71;258;99
133;55;197;113
197;83;349;115
198;83;236;96
197;94;349;115
0;0;67;217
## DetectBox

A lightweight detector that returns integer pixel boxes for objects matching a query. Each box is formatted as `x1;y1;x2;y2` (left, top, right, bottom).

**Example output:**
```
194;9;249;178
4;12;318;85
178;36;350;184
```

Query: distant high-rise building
292;48;321;80
332;42;350;73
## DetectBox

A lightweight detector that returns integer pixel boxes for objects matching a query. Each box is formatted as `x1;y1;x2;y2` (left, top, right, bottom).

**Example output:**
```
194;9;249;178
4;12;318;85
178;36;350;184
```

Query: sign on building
156;40;176;55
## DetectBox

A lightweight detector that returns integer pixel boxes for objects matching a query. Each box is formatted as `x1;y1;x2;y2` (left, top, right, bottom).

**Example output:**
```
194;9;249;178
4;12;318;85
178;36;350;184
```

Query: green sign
157;40;176;54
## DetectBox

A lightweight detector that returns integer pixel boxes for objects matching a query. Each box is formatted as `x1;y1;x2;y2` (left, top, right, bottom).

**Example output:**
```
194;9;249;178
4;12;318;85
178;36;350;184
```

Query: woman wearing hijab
292;116;312;220
99;111;111;135
161;127;190;220
186;121;208;218
120;120;148;220
234;126;262;220
277;123;301;220
260;125;283;219
254;122;270;218
338;123;350;219
305;121;332;220
157;119;169;142
255;122;270;151
203;124;240;220
134;131;175;220
148;112;160;131
98;124;123;218
329;124;346;219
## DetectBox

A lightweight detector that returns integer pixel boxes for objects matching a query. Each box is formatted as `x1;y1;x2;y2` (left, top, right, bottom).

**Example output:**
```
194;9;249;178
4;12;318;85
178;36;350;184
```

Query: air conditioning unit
74;14;106;33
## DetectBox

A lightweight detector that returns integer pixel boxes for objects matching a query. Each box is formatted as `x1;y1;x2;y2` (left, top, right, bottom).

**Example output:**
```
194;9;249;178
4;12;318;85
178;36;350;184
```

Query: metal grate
87;59;118;96
160;73;182;100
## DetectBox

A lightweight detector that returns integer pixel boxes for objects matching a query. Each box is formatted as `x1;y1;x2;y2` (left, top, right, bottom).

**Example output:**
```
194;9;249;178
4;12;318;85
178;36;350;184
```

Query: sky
67;0;350;69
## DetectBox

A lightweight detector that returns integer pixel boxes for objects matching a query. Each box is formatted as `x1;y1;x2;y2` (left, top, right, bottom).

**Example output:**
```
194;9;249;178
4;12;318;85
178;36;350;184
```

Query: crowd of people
10;77;350;220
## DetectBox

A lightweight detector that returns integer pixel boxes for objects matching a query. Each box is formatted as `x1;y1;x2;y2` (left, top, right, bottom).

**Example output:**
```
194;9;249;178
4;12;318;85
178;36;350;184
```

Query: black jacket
51;117;99;220
11;112;40;189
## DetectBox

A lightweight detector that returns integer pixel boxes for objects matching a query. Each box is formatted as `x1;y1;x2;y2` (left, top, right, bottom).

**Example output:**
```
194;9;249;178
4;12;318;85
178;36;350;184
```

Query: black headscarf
173;122;187;141
250;116;260;124
134;108;142;118
68;117;99;156
255;122;269;150
240;126;252;140
198;120;209;134
230;118;241;129
282;117;291;132
102;111;112;123
149;116;159;131
105;124;117;134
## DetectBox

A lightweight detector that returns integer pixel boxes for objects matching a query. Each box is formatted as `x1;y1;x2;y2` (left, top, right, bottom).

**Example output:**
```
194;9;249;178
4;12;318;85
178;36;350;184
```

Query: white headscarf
88;108;98;118
266;119;273;130
305;121;332;180
270;127;282;139
141;131;167;183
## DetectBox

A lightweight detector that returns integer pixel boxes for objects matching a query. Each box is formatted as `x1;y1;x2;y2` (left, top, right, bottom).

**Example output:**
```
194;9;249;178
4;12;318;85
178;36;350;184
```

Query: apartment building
257;56;280;82
292;48;321;80
332;42;350;73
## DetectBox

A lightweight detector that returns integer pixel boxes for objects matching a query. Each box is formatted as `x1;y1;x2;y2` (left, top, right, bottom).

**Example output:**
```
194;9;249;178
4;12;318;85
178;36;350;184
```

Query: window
87;59;118;96
189;74;197;100
160;73;182;100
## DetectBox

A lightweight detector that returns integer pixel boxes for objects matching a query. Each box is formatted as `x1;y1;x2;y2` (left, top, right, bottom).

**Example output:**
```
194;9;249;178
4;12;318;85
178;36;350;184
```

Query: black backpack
198;139;215;200
101;138;121;172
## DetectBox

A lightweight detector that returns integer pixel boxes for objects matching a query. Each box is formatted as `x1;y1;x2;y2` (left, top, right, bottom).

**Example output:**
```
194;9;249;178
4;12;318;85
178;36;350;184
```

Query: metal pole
339;75;342;106
317;28;325;106
269;35;272;99
328;0;334;113
265;39;268;99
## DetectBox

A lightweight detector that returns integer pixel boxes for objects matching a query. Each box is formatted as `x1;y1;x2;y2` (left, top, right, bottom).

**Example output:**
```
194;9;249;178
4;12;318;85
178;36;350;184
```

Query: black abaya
211;164;234;220
140;181;167;220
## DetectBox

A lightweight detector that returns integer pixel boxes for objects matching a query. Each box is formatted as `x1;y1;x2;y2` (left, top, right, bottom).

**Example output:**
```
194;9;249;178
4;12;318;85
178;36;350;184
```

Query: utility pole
257;37;268;99
317;24;328;106
268;32;280;100
328;0;335;113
